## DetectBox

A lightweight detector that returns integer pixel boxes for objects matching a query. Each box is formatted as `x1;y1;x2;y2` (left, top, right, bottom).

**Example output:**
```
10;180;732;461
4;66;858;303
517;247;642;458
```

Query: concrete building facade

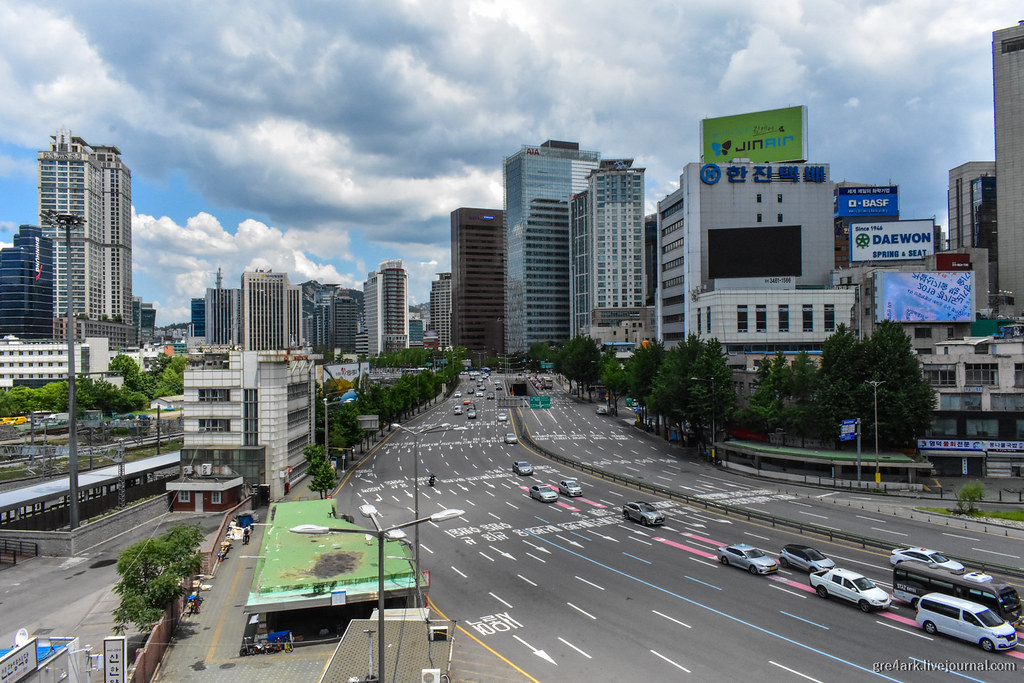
994;23;1024;313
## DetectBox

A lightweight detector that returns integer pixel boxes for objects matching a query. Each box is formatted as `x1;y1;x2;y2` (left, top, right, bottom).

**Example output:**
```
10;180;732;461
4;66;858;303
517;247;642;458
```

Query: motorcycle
428;474;436;487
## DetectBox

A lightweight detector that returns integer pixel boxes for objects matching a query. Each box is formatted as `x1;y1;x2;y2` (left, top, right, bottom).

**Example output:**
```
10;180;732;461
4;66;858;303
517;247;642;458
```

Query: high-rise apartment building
0;225;54;338
569;159;646;337
451;208;505;356
332;294;359;353
504;141;600;352
241;271;302;351
363;259;408;355
429;272;452;350
38;129;132;322
947;162;997;302
994;22;1024;313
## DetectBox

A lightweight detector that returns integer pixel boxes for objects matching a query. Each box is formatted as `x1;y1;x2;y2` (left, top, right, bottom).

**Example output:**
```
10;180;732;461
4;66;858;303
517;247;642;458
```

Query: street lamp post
41;210;84;530
391;422;465;608
291;507;463;683
866;380;884;484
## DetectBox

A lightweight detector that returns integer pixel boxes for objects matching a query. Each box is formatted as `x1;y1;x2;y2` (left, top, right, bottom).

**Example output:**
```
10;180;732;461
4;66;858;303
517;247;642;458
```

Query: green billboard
700;106;807;164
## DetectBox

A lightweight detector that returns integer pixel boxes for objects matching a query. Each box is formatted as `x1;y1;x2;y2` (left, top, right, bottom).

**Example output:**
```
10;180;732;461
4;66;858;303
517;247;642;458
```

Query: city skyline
0;2;1019;325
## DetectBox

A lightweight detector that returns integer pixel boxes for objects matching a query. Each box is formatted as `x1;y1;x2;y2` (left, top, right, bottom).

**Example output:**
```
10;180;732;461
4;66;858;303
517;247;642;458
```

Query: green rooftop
725;439;920;464
246;498;416;613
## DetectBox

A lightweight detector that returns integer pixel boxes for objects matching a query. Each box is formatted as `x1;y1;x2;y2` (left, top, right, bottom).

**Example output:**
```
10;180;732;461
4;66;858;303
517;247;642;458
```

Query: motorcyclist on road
428;473;436;487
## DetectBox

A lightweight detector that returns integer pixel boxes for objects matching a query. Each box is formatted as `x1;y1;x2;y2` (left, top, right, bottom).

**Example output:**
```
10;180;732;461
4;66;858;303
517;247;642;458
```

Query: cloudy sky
0;1;1017;325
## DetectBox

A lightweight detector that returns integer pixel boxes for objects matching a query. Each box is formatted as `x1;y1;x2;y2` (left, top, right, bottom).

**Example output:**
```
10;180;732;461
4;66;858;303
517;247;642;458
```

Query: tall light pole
41;210;83;530
691;376;716;462
391;422;465;607
866;380;884;484
291;506;463;683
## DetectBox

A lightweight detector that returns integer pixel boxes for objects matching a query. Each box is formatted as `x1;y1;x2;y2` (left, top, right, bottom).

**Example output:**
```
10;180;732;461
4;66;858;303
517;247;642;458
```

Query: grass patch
917;506;1024;522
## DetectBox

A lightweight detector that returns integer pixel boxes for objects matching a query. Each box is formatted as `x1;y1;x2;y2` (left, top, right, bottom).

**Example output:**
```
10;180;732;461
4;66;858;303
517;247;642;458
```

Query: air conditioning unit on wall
421;670;441;683
200;463;212;476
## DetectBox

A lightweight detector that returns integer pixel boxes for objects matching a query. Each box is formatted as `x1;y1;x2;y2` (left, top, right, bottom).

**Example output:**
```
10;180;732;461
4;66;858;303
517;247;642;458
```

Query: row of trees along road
554;320;935;451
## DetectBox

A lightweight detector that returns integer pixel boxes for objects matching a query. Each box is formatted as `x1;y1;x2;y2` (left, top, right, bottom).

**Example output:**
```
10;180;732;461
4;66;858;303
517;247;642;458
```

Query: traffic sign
839;418;857;442
529;396;551;409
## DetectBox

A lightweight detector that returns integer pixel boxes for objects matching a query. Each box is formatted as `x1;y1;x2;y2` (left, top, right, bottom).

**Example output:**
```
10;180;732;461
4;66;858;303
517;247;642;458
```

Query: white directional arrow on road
522;541;552;554
556;534;584;548
514;635;557;666
591;532;618;542
490;545;516;560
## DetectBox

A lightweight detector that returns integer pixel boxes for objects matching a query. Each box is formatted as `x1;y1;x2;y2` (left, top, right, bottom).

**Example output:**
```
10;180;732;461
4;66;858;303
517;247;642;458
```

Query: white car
810;568;891;612
890;547;965;572
497;413;508;422
454;391;462;398
453;405;463;415
504;433;518;444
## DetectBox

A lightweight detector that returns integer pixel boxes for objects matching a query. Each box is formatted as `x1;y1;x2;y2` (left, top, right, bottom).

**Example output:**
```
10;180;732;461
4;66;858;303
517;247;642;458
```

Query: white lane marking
770;584;808;599
780;611;829;630
973;547;1021;559
575;575;605;591
769;661;823;682
451;566;467;578
488;512;502;519
871;527;908;536
789;501;812;508
628;536;653;547
798;511;828;519
486;490;496;497
559;636;592;658
876;620;933;640
490;592;514;609
421;543;433;555
650;650;690;673
941;532;977;540
464;499;476;506
653;610;691;629
525;552;547;563
690;557;718;568
478;552;494;562
505;501;519;510
566;602;596;620
517;574;537;587
743;532;770;541
856;515;883;522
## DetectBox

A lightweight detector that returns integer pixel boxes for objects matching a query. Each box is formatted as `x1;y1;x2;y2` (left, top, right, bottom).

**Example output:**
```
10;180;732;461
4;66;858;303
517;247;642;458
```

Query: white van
915;593;1018;652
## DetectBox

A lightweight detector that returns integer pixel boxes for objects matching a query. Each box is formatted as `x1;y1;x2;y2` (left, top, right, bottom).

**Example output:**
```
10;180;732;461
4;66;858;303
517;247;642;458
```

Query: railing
0;538;39;565
513;412;1024;580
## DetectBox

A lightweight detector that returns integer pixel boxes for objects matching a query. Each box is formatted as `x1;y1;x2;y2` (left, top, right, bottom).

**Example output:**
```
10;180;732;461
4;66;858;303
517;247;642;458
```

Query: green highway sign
529;396;551;409
541;361;553;369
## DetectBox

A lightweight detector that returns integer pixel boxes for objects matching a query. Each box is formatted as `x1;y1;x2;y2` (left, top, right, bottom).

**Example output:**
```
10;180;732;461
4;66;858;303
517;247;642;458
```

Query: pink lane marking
878;611;918;627
770;575;816;594
576;497;606;508
1007;649;1024;660
555;501;581;512
681;531;725;548
654;536;718;560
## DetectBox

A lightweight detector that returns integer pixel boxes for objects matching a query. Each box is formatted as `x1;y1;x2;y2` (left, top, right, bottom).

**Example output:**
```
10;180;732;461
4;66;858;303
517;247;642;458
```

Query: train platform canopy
246;498;418;614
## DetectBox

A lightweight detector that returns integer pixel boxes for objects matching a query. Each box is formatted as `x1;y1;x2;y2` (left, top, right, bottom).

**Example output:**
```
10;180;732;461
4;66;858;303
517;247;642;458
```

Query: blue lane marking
780;610;829;630
685;575;722;591
570;531;590;540
527;531;902;681
533;516;552;524
622;552;651;564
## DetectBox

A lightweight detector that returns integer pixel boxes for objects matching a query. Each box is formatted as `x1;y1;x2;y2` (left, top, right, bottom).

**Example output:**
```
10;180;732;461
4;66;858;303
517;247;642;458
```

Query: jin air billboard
700;106;808;163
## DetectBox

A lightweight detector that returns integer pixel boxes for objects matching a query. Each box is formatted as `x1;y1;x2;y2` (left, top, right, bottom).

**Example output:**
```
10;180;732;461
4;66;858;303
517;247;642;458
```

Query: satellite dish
14;628;30;646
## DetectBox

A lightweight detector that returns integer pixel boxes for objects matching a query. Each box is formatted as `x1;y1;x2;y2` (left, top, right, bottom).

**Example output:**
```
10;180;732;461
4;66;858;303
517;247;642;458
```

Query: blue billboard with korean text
875;271;974;323
836;186;899;217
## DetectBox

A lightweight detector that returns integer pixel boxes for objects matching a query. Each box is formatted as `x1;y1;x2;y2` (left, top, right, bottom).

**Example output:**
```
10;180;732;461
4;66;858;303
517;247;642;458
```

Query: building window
914;327;932;339
211;491;223;504
778;305;789;333
964;418;998;437
696;308;701;333
737;305;748;333
197;388;230;402
198;418;230;433
802;304;813;332
756;213;762;223
706;306;711;333
777;213;784;223
1016;420;1024;439
923;364;957;386
756;194;762;203
755;305;767;332
178;490;191;503
940;394;982;410
777;193;783;203
824;304;835;332
964;363;998;385
927;418;958;437
992;394;1024;411
1015;363;1024;388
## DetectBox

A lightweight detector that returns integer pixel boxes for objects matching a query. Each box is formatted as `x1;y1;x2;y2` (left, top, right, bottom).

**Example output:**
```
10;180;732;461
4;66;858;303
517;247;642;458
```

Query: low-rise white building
0;335;115;388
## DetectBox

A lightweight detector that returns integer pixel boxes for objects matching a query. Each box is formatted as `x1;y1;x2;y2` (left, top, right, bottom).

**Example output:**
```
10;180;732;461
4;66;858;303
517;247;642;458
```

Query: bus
541;375;553;389
892;560;1022;625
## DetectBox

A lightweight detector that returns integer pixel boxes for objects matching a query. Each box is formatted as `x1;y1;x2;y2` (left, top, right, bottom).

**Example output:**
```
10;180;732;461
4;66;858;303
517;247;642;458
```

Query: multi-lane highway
334;374;1024;682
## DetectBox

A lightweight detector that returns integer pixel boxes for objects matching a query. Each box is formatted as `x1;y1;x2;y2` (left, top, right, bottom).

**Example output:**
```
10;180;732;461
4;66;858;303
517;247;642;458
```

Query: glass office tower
0;225;54;338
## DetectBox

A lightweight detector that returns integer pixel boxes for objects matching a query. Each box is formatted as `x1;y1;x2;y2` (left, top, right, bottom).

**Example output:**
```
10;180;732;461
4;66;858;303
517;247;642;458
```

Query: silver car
529;484;558;503
717;544;779;575
557;479;582;496
622;501;664;526
778;544;835;572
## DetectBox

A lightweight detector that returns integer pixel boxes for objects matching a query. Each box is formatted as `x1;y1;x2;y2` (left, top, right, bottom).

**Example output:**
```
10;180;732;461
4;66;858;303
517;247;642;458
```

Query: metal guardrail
512;412;1024;581
0;538;39;565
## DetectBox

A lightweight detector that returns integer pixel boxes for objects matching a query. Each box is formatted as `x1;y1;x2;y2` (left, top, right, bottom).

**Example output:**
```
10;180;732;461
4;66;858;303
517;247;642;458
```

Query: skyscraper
38;129;132;322
363;259;409;355
206;268;241;346
429;272;452;350
994;22;1024;312
0;225;54;338
569;159;646;337
241;271;302;351
504;141;600;352
947;162;997;302
451;208;505;356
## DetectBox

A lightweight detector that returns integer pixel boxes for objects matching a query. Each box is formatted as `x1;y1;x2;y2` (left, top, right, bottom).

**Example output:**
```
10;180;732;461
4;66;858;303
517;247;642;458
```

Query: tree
113;524;204;634
816;325;862;446
304;444;337;499
955;481;985;516
626;340;664;428
556;336;601;397
600;352;629;415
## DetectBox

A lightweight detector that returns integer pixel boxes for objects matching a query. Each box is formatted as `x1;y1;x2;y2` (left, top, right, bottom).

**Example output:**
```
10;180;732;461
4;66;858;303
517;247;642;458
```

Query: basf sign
700;106;808;164
850;219;934;262
836;186;899;217
876;271;974;323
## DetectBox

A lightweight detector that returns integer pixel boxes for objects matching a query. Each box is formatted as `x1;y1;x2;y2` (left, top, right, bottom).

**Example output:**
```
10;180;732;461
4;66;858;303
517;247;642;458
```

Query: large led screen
707;225;802;280
876;271;974;323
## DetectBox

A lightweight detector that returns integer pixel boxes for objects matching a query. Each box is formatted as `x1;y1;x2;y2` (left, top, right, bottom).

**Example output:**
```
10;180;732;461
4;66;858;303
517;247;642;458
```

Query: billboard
321;362;370;393
849;219;934;262
876;271;974;323
707;225;802;280
700;106;807;164
835;186;899;217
